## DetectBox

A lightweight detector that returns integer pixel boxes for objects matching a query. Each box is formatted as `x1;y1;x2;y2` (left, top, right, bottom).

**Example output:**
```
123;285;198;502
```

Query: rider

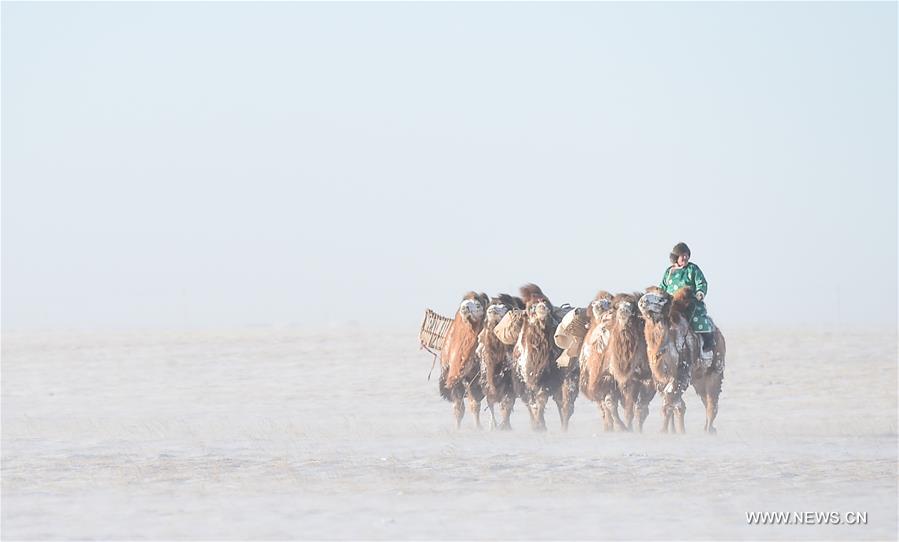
660;242;715;359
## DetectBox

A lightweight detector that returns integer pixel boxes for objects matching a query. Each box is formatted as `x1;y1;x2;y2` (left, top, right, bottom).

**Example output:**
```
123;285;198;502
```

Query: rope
422;345;439;381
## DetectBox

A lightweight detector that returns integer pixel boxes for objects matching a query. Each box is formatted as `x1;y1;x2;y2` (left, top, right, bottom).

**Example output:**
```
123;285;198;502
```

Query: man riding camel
660;242;715;361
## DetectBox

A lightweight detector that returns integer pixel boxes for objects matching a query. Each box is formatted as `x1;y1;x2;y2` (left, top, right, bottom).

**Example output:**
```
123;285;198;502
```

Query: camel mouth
529;301;551;321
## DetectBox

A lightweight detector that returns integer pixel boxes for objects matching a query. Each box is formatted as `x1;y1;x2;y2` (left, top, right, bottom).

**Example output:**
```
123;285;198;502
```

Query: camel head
527;300;553;327
638;286;670;323
613;294;640;328
590;291;614;321
485;293;524;326
485;302;509;326
458;292;488;327
518;283;554;327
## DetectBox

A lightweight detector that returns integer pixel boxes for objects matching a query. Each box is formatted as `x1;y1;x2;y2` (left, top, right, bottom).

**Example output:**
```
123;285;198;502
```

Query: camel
439;291;490;429
578;291;624;431
477;294;526;430
601;293;656;432
638;286;698;434
514;284;578;431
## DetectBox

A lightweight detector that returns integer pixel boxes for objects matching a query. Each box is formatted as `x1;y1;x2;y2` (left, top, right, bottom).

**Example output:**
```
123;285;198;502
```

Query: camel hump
520;283;551;307
495;293;525;310
671;286;694;317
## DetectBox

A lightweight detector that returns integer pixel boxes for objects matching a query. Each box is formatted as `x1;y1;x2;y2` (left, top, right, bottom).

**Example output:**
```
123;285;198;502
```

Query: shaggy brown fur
579;322;605;402
514;284;578;431
607;296;641;384
579;290;613;401
497;293;526;311
479;322;506;399
671;286;694;317
579;297;607;401
478;294;526;430
640;286;696;434
601;293;655;432
443;292;486;389
439;291;488;429
520;283;551;307
520;311;555;390
578;291;621;431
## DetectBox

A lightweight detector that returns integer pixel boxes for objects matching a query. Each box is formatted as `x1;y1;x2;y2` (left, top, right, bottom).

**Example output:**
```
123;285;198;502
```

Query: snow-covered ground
2;327;896;540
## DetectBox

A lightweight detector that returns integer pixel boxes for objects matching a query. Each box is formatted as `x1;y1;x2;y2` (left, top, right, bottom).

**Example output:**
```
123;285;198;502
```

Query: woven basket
560;307;589;339
494;310;525;345
420;309;454;351
552;307;587;357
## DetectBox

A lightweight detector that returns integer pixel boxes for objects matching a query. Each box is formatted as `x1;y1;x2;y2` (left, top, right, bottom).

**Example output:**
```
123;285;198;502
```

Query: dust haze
2;2;896;540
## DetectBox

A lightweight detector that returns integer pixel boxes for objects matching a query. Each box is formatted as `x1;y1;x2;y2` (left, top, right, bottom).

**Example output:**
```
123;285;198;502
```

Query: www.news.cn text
746;512;868;525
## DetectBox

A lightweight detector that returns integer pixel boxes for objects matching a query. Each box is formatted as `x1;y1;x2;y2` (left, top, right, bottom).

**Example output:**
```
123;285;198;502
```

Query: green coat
660;262;713;333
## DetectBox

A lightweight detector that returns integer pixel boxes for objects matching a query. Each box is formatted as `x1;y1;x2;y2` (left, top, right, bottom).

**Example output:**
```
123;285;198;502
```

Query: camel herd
428;284;726;434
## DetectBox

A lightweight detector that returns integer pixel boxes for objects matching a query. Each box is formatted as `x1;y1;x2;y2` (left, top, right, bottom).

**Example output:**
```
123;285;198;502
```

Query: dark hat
669;242;691;264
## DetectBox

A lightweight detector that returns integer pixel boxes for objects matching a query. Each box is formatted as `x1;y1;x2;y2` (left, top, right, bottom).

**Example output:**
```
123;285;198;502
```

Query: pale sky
2;2;896;331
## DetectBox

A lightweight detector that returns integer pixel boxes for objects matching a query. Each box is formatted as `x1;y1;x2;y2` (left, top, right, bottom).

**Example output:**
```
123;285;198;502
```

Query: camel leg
522;391;538;428
498;394;514;430
693;373;709;431
527;396;538;430
660;397;672;433
554;383;575;433
696;389;713;433
599;402;613;431
566;377;578;431
486;399;498;430
565;382;576;432
622;394;636;431
697;390;709;432
706;338;725;434
453;395;465;430
704;393;718;434
605;395;628;432
467;395;482;430
705;376;722;434
554;394;572;433
532;391;548;432
527;405;538;428
554;396;567;431
635;383;653;433
674;397;687;434
634;401;649;433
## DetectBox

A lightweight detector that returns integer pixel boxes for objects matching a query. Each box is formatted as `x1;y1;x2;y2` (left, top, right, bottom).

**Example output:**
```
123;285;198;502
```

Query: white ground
2;327;896;540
